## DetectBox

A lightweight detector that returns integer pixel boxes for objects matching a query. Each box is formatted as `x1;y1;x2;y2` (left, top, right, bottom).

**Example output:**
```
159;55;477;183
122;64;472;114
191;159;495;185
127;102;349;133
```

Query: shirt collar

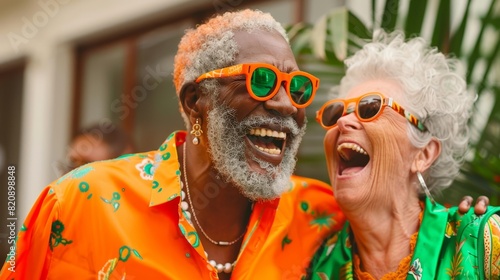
148;131;186;207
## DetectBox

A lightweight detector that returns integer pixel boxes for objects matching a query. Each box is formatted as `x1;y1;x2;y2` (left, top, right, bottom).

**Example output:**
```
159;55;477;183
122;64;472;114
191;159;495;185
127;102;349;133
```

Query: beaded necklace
181;143;245;273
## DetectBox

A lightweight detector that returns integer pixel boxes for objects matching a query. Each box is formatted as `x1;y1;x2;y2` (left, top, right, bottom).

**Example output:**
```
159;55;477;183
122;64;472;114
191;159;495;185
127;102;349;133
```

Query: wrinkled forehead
342;79;406;104
232;29;297;71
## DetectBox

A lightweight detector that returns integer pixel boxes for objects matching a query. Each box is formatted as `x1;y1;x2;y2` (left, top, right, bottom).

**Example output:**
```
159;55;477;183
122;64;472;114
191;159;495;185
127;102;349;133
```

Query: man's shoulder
50;151;156;198
289;174;332;194
279;174;335;205
276;174;345;234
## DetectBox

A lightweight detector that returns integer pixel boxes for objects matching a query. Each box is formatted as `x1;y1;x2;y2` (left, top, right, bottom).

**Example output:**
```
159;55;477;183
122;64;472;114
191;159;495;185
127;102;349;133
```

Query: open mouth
247;128;286;155
337;143;370;175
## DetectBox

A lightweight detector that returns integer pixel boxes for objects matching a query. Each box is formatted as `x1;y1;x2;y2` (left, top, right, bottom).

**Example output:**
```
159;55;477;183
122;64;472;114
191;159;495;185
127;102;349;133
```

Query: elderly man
0;9;486;280
0;10;343;280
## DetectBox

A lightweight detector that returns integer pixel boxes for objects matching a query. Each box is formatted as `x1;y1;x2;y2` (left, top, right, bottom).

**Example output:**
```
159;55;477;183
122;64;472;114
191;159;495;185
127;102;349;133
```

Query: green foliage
288;0;500;204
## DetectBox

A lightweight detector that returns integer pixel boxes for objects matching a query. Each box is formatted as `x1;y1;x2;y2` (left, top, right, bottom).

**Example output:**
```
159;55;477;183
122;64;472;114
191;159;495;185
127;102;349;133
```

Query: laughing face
204;30;307;201
324;79;422;210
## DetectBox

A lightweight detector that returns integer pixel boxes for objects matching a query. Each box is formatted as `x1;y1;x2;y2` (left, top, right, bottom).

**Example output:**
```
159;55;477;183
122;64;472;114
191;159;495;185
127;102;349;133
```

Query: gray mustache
239;116;302;137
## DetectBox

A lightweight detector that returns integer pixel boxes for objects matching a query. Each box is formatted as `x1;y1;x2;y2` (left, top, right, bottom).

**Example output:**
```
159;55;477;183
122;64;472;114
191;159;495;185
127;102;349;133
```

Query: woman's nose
337;103;361;131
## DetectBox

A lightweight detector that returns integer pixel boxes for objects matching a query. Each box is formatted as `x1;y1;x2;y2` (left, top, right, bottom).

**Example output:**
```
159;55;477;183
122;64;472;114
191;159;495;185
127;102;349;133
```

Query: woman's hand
458;195;489;215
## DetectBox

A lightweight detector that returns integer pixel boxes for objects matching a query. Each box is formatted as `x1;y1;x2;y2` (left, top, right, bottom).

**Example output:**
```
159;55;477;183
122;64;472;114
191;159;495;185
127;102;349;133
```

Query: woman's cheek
324;129;339;178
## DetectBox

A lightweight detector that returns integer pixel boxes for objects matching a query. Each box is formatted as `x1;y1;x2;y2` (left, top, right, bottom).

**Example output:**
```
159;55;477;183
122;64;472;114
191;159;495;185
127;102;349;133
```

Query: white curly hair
334;30;476;193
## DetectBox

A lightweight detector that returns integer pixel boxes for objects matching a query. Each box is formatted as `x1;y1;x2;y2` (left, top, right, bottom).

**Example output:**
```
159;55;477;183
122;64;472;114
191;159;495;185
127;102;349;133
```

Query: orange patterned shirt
0;131;345;279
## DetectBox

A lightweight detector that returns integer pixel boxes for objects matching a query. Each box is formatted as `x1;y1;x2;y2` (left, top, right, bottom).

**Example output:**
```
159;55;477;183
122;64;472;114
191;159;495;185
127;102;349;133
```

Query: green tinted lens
250;67;277;97
289;75;313;105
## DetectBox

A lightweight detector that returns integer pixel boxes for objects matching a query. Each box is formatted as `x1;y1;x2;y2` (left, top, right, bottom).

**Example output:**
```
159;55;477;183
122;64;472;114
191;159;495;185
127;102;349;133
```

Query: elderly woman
309;31;500;279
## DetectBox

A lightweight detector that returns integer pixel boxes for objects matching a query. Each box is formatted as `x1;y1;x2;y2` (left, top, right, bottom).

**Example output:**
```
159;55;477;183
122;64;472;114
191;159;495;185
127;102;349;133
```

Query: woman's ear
411;137;441;173
179;81;201;119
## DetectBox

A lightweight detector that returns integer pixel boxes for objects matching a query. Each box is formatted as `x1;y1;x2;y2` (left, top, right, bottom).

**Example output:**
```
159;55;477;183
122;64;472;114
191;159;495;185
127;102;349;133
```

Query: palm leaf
449;0;472;57
431;0;451;52
404;0;428;37
380;0;400;31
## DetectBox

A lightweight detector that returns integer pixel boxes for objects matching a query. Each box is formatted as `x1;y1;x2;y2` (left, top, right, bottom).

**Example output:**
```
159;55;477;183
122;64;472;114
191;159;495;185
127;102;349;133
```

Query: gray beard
206;103;306;201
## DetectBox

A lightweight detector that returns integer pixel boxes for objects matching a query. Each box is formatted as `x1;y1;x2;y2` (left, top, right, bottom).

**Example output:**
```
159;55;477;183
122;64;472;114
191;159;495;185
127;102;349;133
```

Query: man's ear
179;82;202;119
411;137;441;173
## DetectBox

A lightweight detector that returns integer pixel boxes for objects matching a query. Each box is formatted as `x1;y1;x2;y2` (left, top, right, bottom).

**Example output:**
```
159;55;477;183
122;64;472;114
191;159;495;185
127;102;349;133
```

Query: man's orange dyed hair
173;9;288;96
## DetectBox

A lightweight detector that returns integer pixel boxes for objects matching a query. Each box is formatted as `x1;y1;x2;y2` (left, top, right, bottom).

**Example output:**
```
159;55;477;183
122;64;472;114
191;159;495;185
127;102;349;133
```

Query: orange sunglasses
316;92;427;132
195;63;319;108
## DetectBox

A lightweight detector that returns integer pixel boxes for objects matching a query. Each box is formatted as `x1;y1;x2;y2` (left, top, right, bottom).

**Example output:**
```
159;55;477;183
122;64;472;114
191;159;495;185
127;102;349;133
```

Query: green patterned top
309;197;500;280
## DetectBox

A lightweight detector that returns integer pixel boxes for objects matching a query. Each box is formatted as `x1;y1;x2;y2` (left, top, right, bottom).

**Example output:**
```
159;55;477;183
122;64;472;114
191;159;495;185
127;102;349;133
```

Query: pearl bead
180;201;189;210
205;252;234;273
181;154;238;275
223;263;232;273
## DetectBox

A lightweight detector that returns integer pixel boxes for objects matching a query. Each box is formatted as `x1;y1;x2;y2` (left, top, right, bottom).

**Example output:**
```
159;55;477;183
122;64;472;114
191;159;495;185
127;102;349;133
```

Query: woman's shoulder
306;225;349;280
449;206;500;279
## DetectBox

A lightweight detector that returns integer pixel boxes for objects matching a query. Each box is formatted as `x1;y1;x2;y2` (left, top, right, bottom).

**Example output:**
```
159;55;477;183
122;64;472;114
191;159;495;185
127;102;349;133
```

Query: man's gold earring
190;119;203;145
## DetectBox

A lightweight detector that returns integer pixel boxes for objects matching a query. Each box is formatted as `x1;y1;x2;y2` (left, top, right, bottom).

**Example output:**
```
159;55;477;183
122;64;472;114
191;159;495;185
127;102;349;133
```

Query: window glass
134;21;192;151
80;45;126;127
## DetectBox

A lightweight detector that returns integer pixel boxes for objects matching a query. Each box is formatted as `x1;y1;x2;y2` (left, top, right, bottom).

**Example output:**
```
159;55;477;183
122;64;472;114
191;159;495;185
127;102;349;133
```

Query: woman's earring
190;119;203;145
417;171;436;205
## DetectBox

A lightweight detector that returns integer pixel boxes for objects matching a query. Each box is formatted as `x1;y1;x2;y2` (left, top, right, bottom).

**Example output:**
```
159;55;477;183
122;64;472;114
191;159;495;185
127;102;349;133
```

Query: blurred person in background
58;122;135;175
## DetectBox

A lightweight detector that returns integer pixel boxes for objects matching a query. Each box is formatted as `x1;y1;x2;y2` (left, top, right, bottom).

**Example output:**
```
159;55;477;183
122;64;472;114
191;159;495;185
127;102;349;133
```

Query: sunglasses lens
251;67;277;97
321;102;344;127
289;75;314;105
358;95;383;119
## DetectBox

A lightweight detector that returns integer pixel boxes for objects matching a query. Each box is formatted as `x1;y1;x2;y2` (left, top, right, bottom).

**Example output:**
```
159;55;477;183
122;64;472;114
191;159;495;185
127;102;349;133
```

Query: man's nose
263;84;297;116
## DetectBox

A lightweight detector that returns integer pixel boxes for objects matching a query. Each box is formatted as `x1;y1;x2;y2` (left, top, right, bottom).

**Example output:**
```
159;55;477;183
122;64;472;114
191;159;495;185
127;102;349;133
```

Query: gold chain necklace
182;143;246;246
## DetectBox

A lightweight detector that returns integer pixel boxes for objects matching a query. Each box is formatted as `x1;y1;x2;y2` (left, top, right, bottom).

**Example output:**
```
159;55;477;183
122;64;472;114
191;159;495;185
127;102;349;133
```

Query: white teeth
248;128;286;155
249;128;286;139
337;143;368;156
254;145;282;155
